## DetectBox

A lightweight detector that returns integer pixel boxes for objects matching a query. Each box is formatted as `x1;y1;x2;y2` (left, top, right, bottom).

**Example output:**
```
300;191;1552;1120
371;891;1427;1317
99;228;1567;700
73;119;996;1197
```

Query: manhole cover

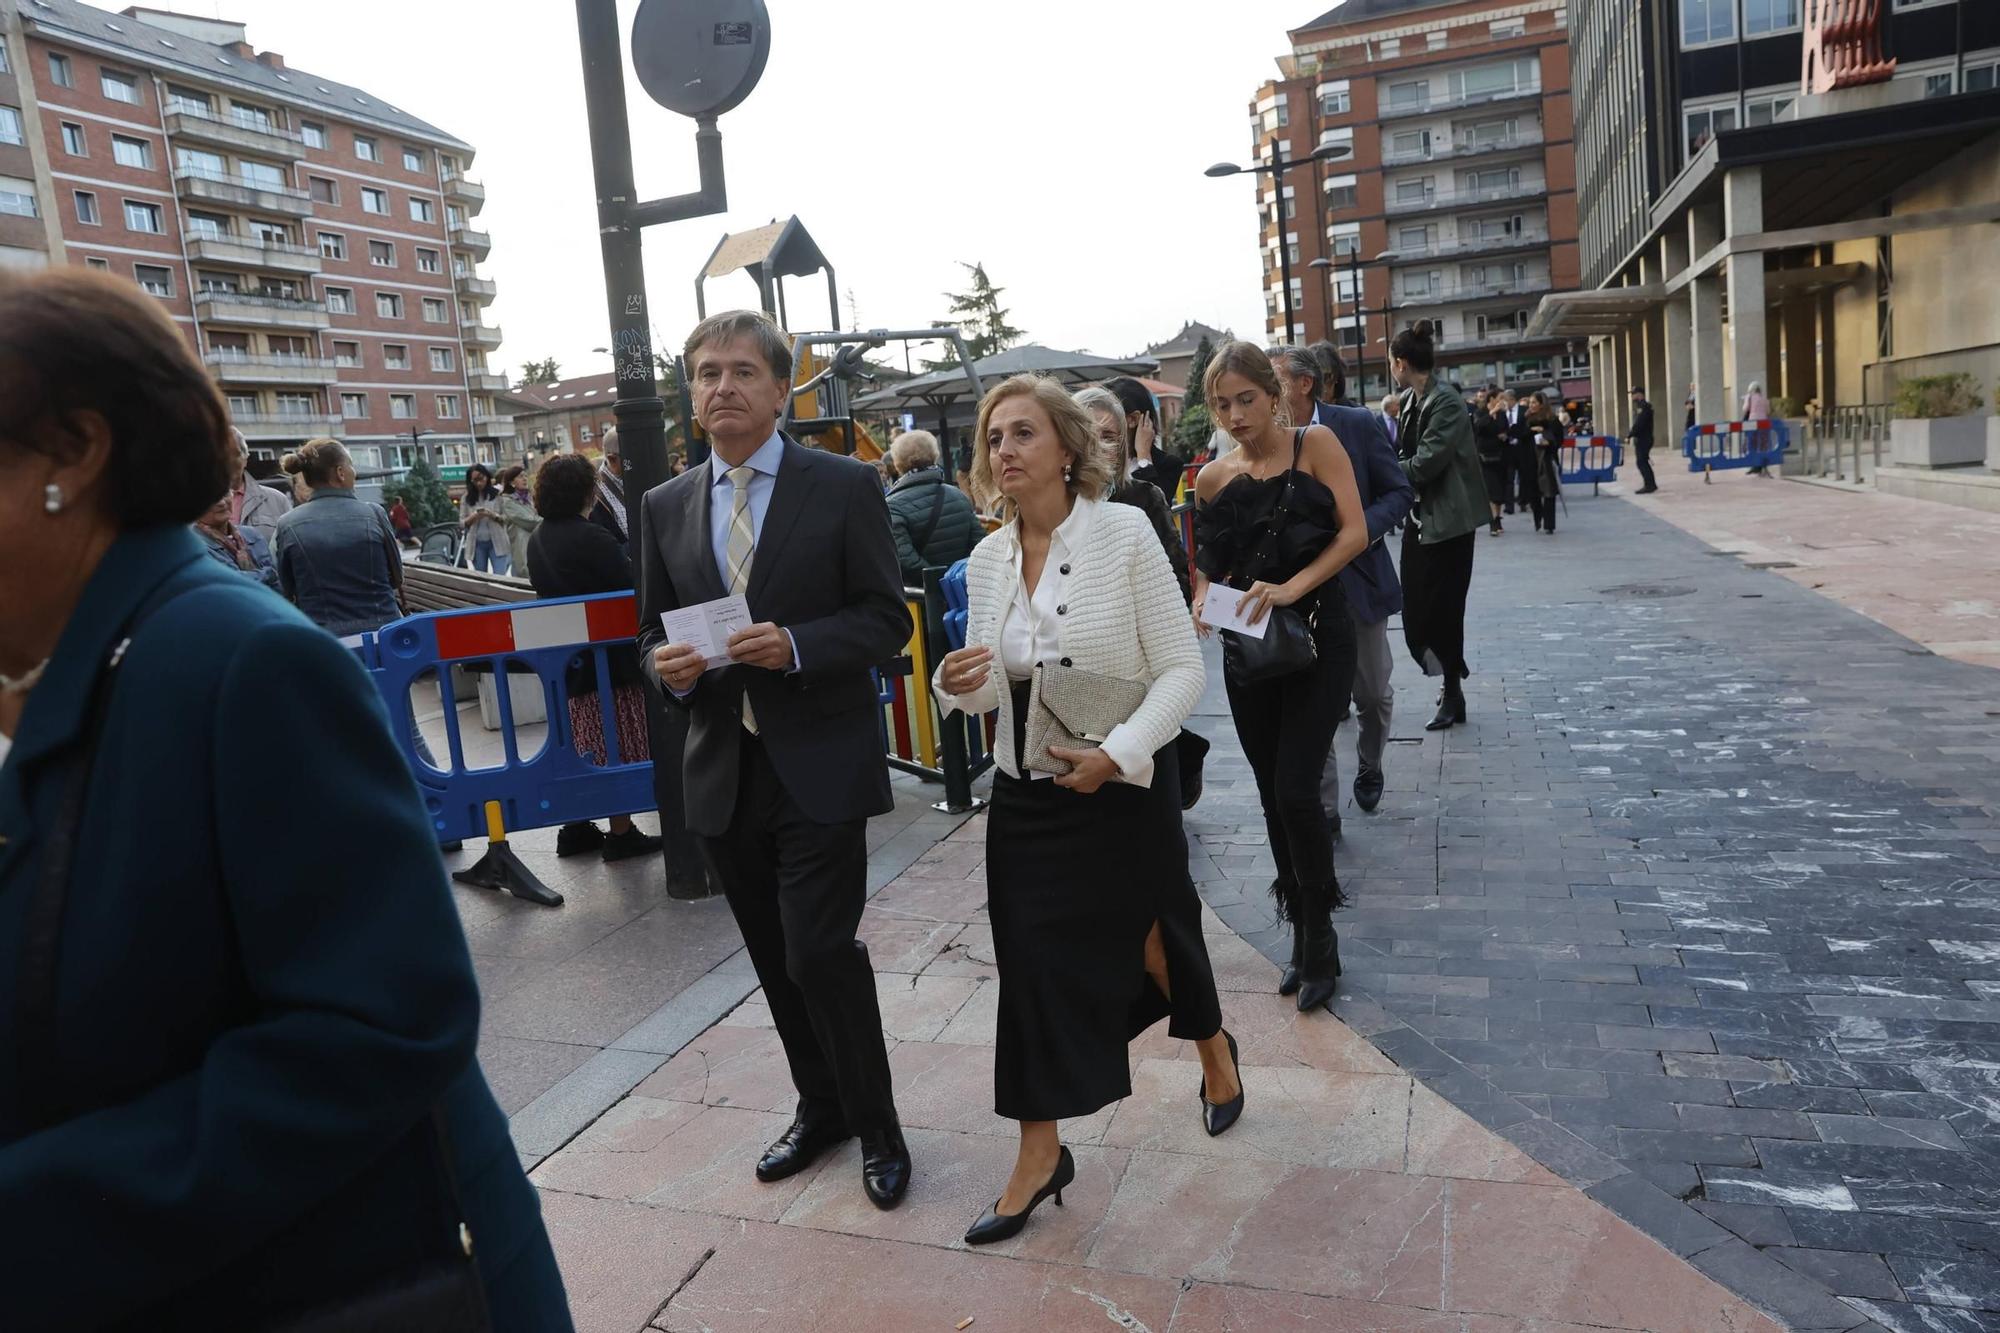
1598;583;1698;598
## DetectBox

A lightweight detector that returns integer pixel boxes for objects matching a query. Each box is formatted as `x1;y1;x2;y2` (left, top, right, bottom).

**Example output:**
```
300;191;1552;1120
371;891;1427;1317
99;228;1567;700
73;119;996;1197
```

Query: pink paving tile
1089;1153;1447;1308
1445;1179;1785;1332
778;1127;1130;1266
917;921;1000;980
934;974;1000;1046
1129;993;1404;1077
864;873;990;925
658;1219;1182;1333
1167;1282;1588;1332
1403;1084;1562;1185
888;1036;1124;1147
532;1100;819;1222
1204;929;1289;992
856;910;963;974
536;1190;734;1333
873;971;981;1042
1102;1058;1412;1172
630;1024;798;1112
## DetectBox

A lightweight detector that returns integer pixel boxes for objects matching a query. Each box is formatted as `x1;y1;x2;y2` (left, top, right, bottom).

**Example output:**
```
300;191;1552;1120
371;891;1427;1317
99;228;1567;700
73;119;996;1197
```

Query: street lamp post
1207;140;1353;345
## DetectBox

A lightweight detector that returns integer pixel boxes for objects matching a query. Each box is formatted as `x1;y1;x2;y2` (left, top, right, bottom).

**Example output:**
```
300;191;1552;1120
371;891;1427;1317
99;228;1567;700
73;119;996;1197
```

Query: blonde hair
1203;339;1293;430
889;429;940;472
280;437;350;489
970;374;1116;517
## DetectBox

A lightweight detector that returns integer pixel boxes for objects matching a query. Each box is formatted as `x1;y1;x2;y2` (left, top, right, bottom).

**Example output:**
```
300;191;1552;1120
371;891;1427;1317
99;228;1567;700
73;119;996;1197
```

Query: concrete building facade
0;0;510;476
1246;0;1587;403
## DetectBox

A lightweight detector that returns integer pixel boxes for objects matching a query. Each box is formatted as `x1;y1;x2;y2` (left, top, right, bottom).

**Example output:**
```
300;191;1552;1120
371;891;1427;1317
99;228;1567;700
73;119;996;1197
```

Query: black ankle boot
1295;880;1343;1013
1425;678;1466;731
1271;878;1302;996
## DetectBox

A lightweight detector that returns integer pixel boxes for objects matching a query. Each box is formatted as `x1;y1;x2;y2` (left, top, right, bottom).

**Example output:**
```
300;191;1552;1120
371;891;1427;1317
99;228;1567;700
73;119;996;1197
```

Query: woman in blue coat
0;269;571;1329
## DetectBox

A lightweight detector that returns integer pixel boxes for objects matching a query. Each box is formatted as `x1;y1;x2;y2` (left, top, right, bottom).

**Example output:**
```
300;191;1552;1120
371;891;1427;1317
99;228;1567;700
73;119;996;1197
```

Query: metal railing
1385;179;1547;215
1382;128;1545;166
1388;229;1551;260
173;166;310;201
166;101;303;142
193;289;327;313
1378;83;1542;121
1395;275;1552;304
1793;405;1889;485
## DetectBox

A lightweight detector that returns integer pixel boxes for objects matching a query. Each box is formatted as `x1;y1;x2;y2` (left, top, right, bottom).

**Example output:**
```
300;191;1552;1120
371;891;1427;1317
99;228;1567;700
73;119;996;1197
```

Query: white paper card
1201;584;1268;639
661;594;755;670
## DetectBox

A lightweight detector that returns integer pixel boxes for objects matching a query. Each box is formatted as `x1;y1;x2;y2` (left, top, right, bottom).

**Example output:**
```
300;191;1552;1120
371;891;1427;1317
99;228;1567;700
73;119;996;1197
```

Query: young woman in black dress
1192;342;1368;1012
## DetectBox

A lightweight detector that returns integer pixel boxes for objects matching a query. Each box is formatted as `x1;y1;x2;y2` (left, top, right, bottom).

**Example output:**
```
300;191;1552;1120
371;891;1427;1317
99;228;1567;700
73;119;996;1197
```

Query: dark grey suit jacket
636;437;912;837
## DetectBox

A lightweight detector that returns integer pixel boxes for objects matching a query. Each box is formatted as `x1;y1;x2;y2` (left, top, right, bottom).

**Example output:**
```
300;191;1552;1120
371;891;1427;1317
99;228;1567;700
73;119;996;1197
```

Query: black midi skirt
987;681;1222;1122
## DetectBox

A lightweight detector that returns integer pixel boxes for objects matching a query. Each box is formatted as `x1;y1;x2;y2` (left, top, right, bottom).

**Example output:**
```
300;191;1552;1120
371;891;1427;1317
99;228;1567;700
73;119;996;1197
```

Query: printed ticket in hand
661;595;755;670
1200;584;1269;639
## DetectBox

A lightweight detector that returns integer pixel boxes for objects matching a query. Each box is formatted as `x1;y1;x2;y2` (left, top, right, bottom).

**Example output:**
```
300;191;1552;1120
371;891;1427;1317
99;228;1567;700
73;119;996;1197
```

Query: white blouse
999;497;1090;683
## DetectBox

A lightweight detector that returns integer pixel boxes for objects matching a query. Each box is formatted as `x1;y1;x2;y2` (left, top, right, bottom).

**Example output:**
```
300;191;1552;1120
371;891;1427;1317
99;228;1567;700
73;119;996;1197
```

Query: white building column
1688;204;1727;423
1660;231;1693;438
1724;166;1768;416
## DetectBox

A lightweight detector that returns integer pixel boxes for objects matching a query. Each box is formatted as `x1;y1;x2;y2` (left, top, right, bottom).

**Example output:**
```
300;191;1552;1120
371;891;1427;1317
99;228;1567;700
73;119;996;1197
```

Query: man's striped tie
725;465;759;734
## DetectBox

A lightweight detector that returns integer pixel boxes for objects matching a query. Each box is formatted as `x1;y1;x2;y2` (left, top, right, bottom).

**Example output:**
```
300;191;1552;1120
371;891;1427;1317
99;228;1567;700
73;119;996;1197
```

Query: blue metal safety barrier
351;591;651;906
939;557;971;651
1557;435;1622;486
1683;418;1789;473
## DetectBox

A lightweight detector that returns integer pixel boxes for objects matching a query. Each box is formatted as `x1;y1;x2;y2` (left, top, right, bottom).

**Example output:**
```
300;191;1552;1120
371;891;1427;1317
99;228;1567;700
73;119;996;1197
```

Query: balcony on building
457;274;497;301
175;168;313;219
473;410;516;437
1384;178;1547;217
449;223;492;259
467;369;510;393
164;101;306;161
1382;124;1546;167
232;410;343;437
205;349;336;385
1382;225;1553;262
461;321;503;351
1377;82;1542;124
193;288;331;329
442;167;486;214
1391;273;1554;305
185;231;321;277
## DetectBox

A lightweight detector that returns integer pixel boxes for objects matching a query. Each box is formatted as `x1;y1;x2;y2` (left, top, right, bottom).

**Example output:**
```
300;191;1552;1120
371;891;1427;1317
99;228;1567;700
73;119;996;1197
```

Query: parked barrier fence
877;563;992;813
1682;418;1789;474
1557;435;1622;492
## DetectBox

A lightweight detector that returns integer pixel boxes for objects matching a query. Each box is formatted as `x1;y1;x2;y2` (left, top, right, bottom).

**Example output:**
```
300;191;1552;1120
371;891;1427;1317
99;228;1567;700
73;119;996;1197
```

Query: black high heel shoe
965;1145;1075;1246
1199;1030;1245;1137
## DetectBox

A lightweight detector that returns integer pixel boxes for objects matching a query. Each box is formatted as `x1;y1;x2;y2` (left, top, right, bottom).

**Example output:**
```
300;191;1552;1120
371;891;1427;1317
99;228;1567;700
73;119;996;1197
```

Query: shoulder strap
911;479;948;557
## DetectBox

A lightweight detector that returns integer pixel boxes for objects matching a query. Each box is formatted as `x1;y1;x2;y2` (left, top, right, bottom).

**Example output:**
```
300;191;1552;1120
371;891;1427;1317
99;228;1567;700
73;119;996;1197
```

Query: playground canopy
851;344;1160;424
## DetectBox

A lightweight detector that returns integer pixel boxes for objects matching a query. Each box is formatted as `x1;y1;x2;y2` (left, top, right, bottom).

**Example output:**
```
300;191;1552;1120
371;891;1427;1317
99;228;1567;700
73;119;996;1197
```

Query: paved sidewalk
532;811;1782;1333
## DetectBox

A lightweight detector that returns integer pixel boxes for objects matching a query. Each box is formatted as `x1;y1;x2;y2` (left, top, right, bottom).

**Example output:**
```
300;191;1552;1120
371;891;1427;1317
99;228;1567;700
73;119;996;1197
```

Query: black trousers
1529;491;1558;531
1400;527;1476;680
698;734;895;1135
1634;439;1657;489
1223;587;1356;891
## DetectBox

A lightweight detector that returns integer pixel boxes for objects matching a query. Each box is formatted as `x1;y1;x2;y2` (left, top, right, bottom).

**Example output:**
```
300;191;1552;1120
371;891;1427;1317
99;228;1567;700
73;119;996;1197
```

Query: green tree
517;357;561;386
385;455;454;528
926;261;1025;369
1172;403;1216;461
1183;335;1216;405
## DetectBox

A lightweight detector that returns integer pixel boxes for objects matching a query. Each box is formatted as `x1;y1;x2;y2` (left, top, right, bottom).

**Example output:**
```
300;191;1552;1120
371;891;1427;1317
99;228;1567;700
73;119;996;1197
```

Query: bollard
453;800;564;906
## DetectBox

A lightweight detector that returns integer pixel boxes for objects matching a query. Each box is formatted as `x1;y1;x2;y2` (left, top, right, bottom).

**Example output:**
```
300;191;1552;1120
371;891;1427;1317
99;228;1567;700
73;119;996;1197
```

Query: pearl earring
44;483;64;514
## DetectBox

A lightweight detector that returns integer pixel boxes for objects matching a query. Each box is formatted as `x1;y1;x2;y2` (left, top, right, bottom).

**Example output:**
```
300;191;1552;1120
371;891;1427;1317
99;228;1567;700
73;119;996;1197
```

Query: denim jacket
270;488;403;636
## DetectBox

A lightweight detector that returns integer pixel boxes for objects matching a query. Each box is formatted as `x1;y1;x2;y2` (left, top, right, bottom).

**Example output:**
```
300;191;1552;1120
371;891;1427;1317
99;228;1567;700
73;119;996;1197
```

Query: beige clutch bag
1022;662;1149;778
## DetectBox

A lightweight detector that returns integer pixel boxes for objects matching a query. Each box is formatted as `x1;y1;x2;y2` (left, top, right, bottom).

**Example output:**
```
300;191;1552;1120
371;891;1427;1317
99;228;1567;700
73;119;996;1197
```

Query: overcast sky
195;0;1325;380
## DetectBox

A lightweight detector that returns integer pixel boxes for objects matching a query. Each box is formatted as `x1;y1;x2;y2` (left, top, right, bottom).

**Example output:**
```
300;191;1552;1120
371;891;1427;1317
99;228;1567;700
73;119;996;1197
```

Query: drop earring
44;483;64;514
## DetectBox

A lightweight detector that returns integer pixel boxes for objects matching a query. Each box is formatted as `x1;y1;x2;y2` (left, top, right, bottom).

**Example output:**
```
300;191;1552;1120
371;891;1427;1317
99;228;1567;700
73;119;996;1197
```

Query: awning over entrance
1528;285;1665;339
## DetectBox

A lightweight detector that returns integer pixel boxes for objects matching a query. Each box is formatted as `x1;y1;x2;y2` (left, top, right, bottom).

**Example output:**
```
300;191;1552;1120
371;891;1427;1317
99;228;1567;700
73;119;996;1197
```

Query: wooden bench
401;562;536;615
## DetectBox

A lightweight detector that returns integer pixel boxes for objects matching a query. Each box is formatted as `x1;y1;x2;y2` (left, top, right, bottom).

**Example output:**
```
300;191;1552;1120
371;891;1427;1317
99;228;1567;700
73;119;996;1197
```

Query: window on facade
301;121;327;149
1968;64;1999;94
324;286;353;314
409;197;435;223
1399;225;1433;252
1685;105;1738;154
123;200;163;233
1454;58;1538;100
1491;17;1526;37
318;231;346;259
73;191;98;224
134;264;173;297
341;392;368;419
196;270;237;293
422;297;447;322
1681;0;1734;45
362;187;388;215
101;70;140;104
269;335;308;360
1380;37;1401;58
429;346;455;372
58;123;87;157
165;85;212;116
1330;223;1360;257
111;135;152;169
1387;81;1428;111
389;394;416;419
83;256;110;271
384;344;409;369
0;106;22;147
333;341;361;367
48;53;74;88
369;240;395;267
177;146;225;178
275;393;316;419
1396;177;1435;204
0;38;8;72
402;147;425;172
240;161;285;190
377;292;403;318
416;247;441;273
309;176;338;204
208;332;250;360
1403;270;1437;296
436;394;461;418
1924;73;1955;99
226;393;259;417
1390;129;1432;160
354;135;379;162
1319;83;1350;116
1324;174;1358;210
1742;0;1800;35
1273;101;1289;128
1466;166;1521;195
1744;93;1794;125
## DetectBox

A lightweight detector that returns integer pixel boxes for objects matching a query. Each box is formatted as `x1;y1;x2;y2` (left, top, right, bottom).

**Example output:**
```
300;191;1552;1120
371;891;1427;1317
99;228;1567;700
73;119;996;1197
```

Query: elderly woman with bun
0;268;570;1328
272;438;406;638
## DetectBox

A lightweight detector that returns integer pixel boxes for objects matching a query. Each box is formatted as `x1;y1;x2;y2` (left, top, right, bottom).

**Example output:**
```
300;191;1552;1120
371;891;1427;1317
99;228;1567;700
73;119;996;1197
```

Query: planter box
1889;415;1988;468
476;670;548;731
1988;417;2000;472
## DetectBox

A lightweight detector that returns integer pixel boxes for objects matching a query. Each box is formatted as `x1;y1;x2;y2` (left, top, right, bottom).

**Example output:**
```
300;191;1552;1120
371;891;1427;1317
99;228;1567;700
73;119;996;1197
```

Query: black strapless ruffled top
1194;468;1339;588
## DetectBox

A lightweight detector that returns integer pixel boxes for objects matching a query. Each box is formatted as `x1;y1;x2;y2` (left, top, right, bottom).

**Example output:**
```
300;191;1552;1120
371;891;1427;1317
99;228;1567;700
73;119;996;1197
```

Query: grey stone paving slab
1185;494;2000;1331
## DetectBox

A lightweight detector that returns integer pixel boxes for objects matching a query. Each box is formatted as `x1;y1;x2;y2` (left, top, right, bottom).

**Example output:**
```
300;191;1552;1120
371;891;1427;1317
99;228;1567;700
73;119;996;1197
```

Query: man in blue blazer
1302;343;1415;819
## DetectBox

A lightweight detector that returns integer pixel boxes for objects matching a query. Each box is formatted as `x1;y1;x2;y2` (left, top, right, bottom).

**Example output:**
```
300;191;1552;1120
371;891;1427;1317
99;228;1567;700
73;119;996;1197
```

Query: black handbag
17;601;491;1333
1220;428;1319;684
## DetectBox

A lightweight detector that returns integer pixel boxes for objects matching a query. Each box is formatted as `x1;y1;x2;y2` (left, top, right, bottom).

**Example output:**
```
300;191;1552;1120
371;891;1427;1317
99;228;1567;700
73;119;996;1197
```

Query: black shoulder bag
1220;428;1320;684
18;606;491;1333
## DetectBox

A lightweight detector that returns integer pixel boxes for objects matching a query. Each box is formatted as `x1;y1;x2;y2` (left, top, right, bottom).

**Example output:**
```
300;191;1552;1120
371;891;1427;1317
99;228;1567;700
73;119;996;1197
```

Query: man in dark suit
637;310;915;1209
1300;343;1416;822
1629;386;1659;493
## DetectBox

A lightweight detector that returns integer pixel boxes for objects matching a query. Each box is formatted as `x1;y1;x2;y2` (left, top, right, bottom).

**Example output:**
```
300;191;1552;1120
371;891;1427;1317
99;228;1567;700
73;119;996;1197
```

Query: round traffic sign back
630;0;771;119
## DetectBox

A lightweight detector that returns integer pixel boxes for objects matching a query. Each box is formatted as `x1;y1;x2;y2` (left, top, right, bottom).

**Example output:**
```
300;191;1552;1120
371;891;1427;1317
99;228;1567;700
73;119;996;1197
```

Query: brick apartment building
502;371;621;457
1245;0;1588;404
0;0;510;478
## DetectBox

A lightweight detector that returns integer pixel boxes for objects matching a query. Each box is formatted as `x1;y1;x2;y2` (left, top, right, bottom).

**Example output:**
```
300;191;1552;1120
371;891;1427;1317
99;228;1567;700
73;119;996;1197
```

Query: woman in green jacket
1390;322;1486;731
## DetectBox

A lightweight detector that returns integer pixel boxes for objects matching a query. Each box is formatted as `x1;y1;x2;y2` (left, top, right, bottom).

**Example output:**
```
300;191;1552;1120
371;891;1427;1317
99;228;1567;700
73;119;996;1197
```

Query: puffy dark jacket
885;467;982;587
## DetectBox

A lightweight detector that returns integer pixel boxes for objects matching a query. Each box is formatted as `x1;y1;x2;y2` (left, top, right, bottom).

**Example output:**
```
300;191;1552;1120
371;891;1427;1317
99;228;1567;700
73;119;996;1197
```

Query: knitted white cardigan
933;497;1203;787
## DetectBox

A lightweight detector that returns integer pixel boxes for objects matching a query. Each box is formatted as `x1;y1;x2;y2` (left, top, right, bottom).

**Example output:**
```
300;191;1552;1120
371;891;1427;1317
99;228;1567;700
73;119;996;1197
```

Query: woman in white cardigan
935;375;1240;1248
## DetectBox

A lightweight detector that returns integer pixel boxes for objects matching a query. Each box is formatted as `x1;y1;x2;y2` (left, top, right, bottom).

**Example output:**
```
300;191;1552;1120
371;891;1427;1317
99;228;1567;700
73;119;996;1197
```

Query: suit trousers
1634;440;1657;490
698;733;896;1135
1320;608;1395;808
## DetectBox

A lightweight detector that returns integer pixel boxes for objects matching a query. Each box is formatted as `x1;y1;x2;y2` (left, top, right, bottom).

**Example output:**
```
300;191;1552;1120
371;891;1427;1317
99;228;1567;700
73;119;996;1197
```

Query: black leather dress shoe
1353;766;1384;813
755;1114;850;1183
861;1125;912;1210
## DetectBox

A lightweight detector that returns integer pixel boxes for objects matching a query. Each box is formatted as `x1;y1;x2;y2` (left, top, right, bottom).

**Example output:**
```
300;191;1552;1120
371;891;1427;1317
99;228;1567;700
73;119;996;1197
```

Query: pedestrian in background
194;493;279;591
227;426;291;543
935;374;1235;1249
1378;392;1401;448
0;266;570;1331
1742;380;1773;477
590;427;630;544
1527;395;1563;535
527;453;663;864
460;463;508;574
1391;322;1485;730
1629;385;1659;493
495;464;541;580
1471;387;1509;536
1105;375;1185;498
388;495;415;546
273;439;405;638
1194;342;1368;1012
885;429;981;587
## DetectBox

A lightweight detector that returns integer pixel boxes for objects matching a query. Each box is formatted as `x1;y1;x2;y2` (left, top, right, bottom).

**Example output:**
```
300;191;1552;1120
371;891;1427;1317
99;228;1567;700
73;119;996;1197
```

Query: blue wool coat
0;526;569;1331
1314;400;1414;624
